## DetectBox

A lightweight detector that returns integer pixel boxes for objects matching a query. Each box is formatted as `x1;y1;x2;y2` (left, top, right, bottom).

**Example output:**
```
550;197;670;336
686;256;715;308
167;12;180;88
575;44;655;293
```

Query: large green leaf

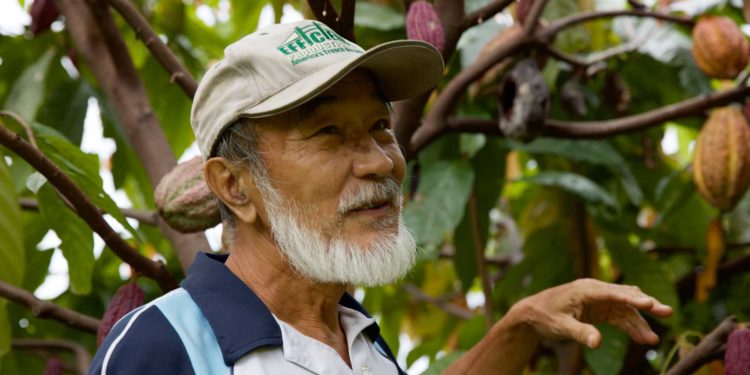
37;78;93;146
36;184;94;295
32;122;141;242
0;152;24;361
355;2;404;31
403;160;475;251
229;0;265;39
421;351;465;375
521;171;619;211
2;48;56;121
583;324;629;375
513;138;643;205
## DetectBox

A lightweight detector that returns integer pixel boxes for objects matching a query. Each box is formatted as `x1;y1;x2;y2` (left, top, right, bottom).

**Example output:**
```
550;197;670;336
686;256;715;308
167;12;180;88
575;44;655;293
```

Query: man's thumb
561;316;601;349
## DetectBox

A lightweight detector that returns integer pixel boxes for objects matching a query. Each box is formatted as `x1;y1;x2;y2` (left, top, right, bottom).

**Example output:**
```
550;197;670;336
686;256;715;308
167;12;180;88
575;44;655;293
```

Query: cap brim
239;40;444;118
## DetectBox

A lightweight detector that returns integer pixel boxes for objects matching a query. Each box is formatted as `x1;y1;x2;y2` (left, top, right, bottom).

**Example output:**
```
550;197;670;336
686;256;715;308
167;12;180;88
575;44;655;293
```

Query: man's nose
351;137;395;179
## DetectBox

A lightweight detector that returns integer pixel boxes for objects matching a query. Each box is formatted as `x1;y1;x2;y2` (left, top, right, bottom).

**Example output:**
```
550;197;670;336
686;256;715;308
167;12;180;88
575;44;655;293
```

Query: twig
106;0;197;98
0;111;38;149
0;120;178;292
306;0;356;41
402;283;474;320
521;0;549;36
414;9;693;153
58;0;206;272
463;0;514;30
469;193;495;329
19;197;158;226
665;316;737;375
13;338;92;375
0;280;100;333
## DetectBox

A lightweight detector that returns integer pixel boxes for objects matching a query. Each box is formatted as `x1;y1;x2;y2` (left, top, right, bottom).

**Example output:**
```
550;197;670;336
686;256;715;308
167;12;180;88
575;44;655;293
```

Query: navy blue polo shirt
89;253;404;374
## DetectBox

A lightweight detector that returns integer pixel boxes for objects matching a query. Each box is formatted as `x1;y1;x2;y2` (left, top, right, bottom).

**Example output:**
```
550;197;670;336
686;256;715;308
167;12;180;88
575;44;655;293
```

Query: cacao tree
1;0;750;374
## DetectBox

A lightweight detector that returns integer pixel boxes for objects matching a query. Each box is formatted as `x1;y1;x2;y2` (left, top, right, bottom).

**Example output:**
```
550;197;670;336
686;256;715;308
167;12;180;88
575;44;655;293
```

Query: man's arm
444;278;673;374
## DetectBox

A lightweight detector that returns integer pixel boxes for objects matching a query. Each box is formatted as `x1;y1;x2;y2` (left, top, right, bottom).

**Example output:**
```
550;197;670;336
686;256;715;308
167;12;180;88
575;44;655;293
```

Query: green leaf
583;324;629;375
229;0;265;39
521;171;619;210
37;184;94;295
2;48;56;121
355;2;404;31
421;351;466;375
404;160;475;250
37;78;93;145
603;233;680;327
513;138;643;205
32;122;141;242
0;153;24;362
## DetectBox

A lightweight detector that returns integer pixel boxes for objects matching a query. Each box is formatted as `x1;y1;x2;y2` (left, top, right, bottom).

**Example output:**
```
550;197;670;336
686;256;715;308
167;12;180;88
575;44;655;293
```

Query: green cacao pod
725;327;750;375
692;16;750;80
693;106;750;211
97;282;144;346
154;156;220;232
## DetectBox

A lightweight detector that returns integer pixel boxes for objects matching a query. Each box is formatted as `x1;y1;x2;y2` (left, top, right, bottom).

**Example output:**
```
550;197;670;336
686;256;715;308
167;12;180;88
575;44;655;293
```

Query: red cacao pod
97;283;144;346
154;156;220;232
30;0;60;35
692;106;750;211
692;16;750;80
43;358;64;375
725;327;750;375
406;1;445;53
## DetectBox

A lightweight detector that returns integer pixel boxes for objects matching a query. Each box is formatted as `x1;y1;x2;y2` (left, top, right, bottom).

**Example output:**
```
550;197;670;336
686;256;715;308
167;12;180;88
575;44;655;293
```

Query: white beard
256;177;418;286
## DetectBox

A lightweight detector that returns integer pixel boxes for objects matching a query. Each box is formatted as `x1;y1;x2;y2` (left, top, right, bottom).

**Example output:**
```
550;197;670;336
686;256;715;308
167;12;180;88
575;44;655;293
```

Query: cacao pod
30;0;60;35
154;156;220;232
406;1;445;53
43;358;64;375
97;282;144;346
725;327;750;375
692;106;750;210
692;16;750;80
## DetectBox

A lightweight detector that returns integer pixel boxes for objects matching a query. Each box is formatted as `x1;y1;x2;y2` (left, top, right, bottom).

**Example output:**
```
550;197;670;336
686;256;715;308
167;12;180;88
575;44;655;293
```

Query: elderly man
90;20;672;374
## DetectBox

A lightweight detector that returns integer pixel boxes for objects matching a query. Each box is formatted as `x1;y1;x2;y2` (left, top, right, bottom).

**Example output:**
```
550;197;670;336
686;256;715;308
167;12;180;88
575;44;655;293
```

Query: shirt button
362;365;369;375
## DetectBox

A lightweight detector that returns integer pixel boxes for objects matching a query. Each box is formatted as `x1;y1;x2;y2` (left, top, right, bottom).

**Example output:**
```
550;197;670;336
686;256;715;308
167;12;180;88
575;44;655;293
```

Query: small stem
469;193;494;329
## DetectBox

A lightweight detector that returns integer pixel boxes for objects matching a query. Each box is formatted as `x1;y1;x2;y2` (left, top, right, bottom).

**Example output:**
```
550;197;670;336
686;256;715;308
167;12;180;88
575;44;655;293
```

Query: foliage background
0;0;749;374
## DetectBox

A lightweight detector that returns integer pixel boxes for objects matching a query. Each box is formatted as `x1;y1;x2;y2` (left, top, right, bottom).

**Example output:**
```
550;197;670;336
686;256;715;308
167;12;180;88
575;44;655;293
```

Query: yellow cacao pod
692;16;750;80
693;106;750;210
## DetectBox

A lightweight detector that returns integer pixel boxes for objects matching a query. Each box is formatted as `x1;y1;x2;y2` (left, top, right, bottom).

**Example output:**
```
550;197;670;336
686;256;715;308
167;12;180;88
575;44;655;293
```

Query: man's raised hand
509;278;673;349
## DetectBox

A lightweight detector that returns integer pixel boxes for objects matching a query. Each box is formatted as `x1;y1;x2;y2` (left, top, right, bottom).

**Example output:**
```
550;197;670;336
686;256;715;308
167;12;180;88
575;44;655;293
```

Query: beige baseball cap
191;20;444;158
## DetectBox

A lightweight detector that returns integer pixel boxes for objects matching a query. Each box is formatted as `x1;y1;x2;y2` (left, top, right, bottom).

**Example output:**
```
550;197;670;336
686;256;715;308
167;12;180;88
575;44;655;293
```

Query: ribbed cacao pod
725;327;750;375
30;0;60;35
97;282;144;346
154;156;220;232
692;16;750;80
406;1;445;53
692;106;750;210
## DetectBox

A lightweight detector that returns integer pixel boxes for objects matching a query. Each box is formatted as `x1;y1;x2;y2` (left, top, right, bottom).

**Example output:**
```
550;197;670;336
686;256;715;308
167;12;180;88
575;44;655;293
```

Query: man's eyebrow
298;95;338;119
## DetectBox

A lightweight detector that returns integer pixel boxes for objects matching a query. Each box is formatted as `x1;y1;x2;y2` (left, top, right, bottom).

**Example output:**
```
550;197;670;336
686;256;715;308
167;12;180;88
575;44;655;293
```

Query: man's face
254;70;407;248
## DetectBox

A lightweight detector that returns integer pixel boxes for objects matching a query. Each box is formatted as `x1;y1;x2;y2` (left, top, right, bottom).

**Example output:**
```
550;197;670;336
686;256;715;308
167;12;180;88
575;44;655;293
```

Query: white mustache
338;179;401;214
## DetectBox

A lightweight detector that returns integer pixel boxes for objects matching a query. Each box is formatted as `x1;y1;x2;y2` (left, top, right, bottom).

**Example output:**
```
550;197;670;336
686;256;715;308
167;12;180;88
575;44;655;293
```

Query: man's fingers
559;316;601;349
607;306;660;345
575;279;673;317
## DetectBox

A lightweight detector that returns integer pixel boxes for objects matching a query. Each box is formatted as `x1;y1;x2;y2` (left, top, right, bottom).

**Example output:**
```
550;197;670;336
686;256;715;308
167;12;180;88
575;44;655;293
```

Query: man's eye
316;125;339;135
371;119;391;132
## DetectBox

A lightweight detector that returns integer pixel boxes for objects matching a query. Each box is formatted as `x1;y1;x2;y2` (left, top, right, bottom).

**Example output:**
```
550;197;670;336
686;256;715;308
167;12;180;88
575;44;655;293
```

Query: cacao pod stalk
692;106;750;211
695;216;725;303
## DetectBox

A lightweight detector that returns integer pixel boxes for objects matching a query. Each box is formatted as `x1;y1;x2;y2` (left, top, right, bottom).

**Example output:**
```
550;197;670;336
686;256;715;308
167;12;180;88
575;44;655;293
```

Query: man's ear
204;157;257;224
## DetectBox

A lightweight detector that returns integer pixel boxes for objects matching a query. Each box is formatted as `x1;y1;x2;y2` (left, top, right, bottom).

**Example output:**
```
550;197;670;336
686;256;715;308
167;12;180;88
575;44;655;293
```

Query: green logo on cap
277;22;363;65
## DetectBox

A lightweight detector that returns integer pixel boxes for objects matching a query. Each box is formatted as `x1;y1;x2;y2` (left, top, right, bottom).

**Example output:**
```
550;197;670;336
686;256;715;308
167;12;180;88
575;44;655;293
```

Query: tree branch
665;316;737;375
521;0;549;35
678;249;750;301
402;283;474;320
306;0;355;41
19;197;158;226
106;0;197;98
59;0;207;272
0;121;178;292
539;10;693;41
463;0;514;30
469;193;494;328
0;280;100;333
13;338;91;375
